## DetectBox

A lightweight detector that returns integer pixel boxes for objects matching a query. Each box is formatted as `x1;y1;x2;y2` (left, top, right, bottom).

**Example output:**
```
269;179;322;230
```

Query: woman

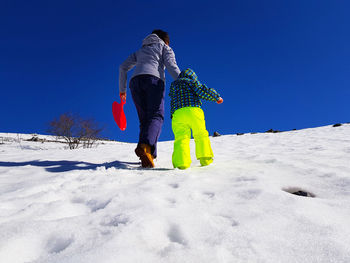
119;29;180;168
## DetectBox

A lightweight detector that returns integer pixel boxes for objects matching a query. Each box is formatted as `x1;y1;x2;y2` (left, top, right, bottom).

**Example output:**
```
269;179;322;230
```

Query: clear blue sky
1;0;349;142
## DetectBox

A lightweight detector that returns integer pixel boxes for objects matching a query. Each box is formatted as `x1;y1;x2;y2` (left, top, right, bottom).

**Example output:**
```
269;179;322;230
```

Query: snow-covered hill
1;124;350;263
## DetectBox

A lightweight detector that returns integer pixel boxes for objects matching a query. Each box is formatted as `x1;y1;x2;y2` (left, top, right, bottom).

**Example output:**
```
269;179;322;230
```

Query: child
169;68;223;169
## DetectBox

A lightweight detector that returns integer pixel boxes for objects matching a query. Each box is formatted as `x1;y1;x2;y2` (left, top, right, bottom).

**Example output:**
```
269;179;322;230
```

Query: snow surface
0;125;350;263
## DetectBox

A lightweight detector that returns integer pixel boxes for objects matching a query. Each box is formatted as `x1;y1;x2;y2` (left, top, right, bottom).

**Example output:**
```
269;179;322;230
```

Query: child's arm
191;79;221;102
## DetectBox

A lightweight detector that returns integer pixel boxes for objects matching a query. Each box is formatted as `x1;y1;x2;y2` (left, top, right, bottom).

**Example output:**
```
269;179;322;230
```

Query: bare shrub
48;113;103;149
79;119;103;148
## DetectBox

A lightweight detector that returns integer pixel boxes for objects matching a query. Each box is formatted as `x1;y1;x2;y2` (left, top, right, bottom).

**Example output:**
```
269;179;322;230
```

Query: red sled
112;100;127;131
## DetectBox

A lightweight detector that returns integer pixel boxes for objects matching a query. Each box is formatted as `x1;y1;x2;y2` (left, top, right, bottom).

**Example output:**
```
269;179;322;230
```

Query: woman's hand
217;97;223;104
120;92;126;101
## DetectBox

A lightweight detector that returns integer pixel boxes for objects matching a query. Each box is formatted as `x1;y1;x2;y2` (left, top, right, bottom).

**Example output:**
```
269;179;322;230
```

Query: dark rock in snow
265;129;281;133
27;136;46;143
236;133;244;136
292;191;315;197
333;123;342;127
282;187;316;198
292;191;308;197
213;131;221;137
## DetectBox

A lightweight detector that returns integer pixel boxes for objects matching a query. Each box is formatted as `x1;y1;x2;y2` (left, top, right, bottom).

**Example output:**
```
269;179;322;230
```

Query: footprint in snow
169;183;179;189
318;172;335;178
87;199;112;212
265;158;277;164
167;198;177;205
234;176;257;183
238;189;262;200
203;192;215;199
100;214;129;227
168;224;187;246
46;236;74;254
220;215;239;227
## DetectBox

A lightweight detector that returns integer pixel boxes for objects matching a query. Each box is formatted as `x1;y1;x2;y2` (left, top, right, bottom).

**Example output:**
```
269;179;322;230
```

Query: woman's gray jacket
119;34;181;93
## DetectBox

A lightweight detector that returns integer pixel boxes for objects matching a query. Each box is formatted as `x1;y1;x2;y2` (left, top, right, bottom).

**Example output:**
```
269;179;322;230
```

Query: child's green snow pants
171;107;213;168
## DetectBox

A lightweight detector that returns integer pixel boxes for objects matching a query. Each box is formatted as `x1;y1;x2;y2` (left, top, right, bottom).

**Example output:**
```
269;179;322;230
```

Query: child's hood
178;68;198;81
142;34;164;46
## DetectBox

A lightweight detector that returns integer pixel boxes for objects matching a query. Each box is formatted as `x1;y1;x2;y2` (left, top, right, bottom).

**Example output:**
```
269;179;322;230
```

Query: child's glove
217;97;223;104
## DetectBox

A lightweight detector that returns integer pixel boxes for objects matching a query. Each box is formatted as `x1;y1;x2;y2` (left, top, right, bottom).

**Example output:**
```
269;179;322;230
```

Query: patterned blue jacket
169;68;221;117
